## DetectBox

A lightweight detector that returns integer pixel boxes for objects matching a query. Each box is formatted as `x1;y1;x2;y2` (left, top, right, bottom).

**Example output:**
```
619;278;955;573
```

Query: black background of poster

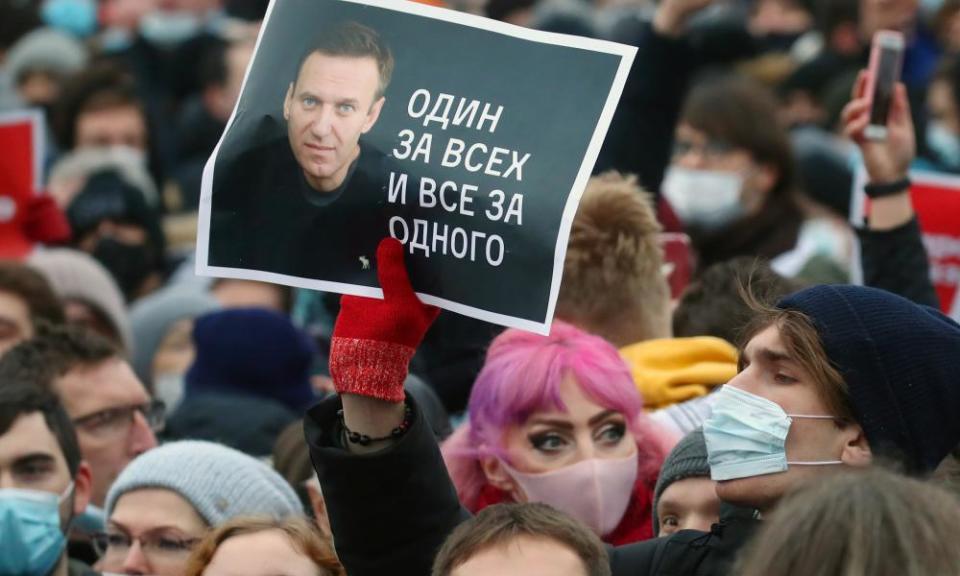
210;0;622;323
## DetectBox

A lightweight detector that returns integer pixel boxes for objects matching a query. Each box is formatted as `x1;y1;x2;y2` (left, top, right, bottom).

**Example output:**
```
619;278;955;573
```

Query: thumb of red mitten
330;238;439;402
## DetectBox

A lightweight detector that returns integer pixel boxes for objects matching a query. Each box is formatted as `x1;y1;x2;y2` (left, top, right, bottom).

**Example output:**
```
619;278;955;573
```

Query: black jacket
304;395;759;576
858;217;939;308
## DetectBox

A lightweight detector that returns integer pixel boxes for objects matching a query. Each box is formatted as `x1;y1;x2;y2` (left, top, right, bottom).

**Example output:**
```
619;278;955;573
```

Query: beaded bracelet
338;403;413;446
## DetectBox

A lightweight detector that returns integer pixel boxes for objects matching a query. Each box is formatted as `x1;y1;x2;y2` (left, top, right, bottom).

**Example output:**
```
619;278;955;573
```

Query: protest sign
195;0;635;333
0;110;44;257
851;169;960;320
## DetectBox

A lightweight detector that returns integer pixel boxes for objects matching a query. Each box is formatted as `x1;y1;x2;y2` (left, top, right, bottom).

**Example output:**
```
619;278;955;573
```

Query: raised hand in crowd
843;72;915;191
652;0;715;37
331;238;439;454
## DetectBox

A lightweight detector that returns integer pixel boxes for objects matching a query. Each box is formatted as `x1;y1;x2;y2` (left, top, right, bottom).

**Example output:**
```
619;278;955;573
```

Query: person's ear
283;82;294;121
304;479;332;542
72;461;93;516
838;423;872;468
479;456;522;498
362;96;385;134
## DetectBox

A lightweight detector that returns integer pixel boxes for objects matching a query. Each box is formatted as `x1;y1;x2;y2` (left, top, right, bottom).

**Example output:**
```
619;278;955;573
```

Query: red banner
851;169;960;320
0;110;45;258
910;172;960;319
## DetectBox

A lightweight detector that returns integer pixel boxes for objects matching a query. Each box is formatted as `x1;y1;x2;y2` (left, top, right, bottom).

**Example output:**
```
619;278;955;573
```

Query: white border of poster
195;0;636;334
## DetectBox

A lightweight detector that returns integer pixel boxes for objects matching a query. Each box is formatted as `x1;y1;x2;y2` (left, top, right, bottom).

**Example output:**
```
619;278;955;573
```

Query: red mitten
330;238;440;402
23;195;71;245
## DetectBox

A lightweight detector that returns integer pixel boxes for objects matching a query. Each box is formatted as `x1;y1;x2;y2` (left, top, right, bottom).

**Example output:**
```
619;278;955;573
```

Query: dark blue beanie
186;308;316;413
778;285;960;474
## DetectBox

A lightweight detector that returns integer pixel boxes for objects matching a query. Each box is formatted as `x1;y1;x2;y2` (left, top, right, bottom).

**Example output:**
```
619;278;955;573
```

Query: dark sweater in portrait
209;137;401;287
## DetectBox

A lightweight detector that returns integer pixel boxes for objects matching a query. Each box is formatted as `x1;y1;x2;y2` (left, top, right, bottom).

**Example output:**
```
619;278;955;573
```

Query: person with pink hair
441;321;677;545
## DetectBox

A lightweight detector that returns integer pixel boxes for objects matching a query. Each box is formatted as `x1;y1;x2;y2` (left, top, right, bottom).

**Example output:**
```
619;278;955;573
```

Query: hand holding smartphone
864;30;905;140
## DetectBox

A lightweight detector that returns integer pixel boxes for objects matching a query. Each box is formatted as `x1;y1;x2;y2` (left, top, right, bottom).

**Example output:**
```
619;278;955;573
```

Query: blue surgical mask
42;0;97;38
73;503;106;534
0;482;73;575
703;386;841;481
927;121;960;171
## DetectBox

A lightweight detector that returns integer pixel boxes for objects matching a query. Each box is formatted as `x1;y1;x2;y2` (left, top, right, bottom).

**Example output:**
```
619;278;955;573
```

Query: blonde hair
184;516;344;576
556;171;670;347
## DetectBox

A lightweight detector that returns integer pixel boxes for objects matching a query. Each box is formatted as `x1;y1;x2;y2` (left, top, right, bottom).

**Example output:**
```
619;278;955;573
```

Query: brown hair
295;21;395;100
432;503;611;576
556;171;670;347
673;257;801;344
736;468;960;576
184;516;344;576
53;62;145;150
682;74;795;202
0;262;65;329
737;281;856;422
0;323;121;403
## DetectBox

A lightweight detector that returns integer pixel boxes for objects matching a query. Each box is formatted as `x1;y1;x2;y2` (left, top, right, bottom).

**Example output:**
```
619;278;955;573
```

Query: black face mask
93;238;153;301
756;32;803;54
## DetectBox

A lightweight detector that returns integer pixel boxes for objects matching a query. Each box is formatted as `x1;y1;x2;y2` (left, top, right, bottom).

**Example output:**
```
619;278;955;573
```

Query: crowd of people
1;0;960;574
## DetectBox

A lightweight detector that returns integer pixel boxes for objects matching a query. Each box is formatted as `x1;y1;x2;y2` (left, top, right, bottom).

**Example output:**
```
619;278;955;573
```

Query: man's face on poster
284;52;385;193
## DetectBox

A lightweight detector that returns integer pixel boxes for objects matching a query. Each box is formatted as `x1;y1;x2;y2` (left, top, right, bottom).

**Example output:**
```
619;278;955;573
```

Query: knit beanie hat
66;170;166;263
4;27;88;84
28;248;132;351
186;308;316;413
652;429;710;535
105;440;302;526
778;285;960;474
129;286;220;384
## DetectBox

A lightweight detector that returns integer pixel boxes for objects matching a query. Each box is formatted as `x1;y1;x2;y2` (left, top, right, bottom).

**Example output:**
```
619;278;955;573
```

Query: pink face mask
500;452;639;536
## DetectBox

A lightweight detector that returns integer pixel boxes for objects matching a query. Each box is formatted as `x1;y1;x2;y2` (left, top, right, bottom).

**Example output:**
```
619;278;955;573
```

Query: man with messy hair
556;172;737;431
556;171;671;348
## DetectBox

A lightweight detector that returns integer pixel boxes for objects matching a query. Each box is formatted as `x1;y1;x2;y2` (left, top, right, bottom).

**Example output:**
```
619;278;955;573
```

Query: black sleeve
597;23;694;195
858;217;939;308
608;538;661;576
303;394;470;576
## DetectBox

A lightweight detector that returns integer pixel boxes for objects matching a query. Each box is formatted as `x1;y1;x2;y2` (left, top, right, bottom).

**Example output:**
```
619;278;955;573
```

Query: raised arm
842;72;939;307
598;0;715;193
303;239;469;576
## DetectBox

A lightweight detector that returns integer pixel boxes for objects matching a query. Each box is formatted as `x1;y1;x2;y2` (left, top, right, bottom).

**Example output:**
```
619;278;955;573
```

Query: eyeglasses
73;400;166;438
92;530;200;562
672;138;736;161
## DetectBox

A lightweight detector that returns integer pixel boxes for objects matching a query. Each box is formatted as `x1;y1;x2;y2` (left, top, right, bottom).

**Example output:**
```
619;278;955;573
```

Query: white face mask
662;166;745;231
153;373;184;413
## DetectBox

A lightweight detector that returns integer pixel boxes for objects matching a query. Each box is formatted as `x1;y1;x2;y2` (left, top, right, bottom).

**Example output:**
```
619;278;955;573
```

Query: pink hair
441;321;676;509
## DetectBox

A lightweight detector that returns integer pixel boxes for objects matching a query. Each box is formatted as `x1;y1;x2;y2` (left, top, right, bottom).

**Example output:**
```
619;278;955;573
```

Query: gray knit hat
29;248;132;352
105;440;303;526
129;286;220;384
5;27;88;84
652;429;710;535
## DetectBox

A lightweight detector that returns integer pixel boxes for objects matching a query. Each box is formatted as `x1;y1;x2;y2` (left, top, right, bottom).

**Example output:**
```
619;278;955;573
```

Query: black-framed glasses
672;138;736;160
73;399;166;438
92;530;200;561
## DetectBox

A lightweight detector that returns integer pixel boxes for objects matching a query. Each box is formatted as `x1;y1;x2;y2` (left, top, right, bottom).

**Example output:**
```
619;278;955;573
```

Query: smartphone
864;30;905;140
